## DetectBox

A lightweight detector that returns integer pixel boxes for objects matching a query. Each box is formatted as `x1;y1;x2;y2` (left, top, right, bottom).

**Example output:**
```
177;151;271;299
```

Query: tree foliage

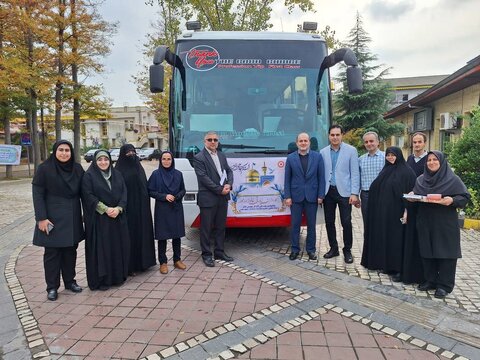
1;0;115;169
333;12;402;148
447;106;480;218
146;0;314;31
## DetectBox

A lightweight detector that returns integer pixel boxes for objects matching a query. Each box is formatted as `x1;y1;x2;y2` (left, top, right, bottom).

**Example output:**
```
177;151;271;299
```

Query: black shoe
289;252;299;260
203;257;215;267
434;288;448;299
98;284;110;291
307;252;317;261
418;282;435;291
390;273;402;282
47;289;58;301
343;251;353;264
214;253;233;262
323;249;340;259
66;281;83;293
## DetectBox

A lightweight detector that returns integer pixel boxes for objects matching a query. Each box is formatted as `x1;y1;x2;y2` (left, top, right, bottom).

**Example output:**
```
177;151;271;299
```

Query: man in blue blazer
320;125;360;264
284;133;325;260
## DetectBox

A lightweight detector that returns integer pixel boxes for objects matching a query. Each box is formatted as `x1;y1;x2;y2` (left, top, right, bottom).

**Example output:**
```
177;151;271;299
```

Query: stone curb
4;244;51;359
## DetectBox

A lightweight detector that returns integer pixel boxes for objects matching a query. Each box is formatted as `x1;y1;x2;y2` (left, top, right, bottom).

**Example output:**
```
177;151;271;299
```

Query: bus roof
178;31;325;42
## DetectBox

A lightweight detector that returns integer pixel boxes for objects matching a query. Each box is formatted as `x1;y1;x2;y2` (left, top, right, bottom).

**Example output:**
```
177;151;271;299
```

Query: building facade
61;106;167;150
384;55;480;158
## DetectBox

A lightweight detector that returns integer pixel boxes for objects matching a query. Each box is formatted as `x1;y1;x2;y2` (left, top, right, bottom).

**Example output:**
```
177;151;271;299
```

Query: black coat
361;147;417;273
193;148;233;207
148;168;186;240
32;147;84;248
417;195;469;259
82;153;130;290
115;145;156;272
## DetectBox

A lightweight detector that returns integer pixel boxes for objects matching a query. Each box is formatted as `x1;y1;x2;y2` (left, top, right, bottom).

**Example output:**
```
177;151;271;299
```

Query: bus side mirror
150;64;165;93
347;66;363;94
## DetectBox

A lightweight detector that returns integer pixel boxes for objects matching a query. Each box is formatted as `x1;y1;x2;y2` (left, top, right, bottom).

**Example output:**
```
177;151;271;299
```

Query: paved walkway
1;175;480;360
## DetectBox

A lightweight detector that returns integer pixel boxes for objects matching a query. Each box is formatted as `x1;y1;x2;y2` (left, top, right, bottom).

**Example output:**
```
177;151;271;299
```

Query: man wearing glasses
193;131;234;267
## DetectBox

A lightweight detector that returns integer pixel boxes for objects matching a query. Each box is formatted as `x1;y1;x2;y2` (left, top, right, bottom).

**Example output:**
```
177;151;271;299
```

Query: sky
90;0;480;107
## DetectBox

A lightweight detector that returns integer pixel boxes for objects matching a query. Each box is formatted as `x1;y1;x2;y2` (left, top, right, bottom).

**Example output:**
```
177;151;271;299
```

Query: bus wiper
220;144;275;150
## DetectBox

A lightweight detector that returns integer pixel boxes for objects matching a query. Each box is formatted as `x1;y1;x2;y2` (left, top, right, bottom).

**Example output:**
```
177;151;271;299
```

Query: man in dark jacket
284;133;325;261
193;131;234;267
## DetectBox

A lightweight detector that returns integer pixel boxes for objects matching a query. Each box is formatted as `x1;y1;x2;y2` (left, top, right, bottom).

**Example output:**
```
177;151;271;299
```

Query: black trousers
199;198;228;259
323;186;353;252
422;258;457;293
158;238;181;264
43;245;78;292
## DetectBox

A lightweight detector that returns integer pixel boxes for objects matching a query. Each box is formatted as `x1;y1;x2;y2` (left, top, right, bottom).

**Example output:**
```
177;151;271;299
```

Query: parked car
83;149;97;163
139;148;161;161
109;148;120;162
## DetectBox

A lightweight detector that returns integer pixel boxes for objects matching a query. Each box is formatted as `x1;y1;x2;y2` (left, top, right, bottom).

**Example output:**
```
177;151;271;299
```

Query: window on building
440;131;451;152
100;120;107;136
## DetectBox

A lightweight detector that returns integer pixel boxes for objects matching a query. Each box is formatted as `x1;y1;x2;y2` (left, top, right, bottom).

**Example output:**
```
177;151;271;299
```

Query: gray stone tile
369;311;413;332
407;325;458;350
451;341;480;359
334;299;375;318
176;346;210;360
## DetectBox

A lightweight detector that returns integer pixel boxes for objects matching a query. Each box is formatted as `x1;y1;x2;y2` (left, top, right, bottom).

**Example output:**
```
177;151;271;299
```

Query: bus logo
186;45;219;71
277;160;285;168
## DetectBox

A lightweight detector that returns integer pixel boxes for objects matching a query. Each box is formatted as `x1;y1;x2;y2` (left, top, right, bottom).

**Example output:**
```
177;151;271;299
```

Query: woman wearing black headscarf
115;144;156;275
147;151;186;274
411;151;470;298
82;150;130;290
32;140;84;301
361;147;417;281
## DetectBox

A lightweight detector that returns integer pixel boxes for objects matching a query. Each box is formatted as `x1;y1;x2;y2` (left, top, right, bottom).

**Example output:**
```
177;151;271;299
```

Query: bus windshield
171;39;330;157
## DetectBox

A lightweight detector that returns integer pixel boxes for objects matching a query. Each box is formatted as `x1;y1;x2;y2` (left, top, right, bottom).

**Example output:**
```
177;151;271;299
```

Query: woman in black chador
82;150;130;290
361;147;416;281
148;151;186;274
32;140;84;301
115;144;156;275
411;151;470;298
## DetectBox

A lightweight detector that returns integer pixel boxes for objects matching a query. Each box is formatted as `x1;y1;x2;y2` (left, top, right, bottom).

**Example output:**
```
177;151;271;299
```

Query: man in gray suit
320;125;360;264
193;131;234;267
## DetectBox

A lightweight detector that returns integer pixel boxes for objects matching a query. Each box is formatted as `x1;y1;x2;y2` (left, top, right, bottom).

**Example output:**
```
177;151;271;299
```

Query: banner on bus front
226;157;290;217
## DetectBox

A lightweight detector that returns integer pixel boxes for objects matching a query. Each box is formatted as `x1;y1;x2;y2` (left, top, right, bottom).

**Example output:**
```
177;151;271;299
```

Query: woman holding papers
412;151;470;298
361;147;416;281
148;151;187;274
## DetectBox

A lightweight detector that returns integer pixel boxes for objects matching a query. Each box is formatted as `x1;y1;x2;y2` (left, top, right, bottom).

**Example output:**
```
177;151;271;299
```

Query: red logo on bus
278;160;285;168
186;45;219;71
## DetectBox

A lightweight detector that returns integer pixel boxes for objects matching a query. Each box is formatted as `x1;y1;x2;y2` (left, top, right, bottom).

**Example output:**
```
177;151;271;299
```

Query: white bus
150;22;362;228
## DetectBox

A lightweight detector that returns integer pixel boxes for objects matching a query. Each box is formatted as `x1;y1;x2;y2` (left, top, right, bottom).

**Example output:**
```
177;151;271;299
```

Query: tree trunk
3;115;13;179
71;0;81;162
25;15;40;170
55;0;66;141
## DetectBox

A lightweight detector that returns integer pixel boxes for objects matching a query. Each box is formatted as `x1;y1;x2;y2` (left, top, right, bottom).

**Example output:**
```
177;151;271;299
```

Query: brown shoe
174;260;187;270
159;263;168;274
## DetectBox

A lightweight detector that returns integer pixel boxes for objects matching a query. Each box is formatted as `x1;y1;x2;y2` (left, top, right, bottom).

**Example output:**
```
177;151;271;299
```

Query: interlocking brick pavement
2;166;480;360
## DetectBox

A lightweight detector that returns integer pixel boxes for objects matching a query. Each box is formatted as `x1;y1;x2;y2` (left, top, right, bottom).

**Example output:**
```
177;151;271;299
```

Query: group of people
33;128;468;302
284;126;470;299
32;141;190;301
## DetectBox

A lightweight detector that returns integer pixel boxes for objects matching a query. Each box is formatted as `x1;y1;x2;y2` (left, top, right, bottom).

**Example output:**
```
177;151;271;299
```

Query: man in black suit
193;131;234;267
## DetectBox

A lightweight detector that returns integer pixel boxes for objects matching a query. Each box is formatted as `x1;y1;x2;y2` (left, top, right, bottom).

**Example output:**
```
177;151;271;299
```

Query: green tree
333;12;402;146
447;106;480;218
146;0;314;31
